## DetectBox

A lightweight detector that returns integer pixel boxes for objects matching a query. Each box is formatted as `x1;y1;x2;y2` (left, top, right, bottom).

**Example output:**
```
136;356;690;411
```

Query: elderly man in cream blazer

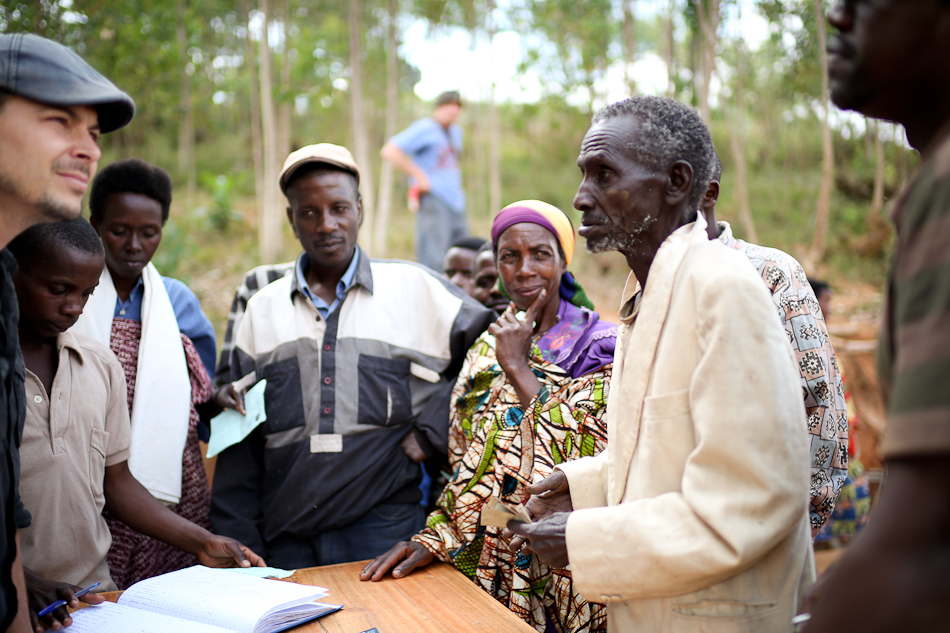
508;96;814;632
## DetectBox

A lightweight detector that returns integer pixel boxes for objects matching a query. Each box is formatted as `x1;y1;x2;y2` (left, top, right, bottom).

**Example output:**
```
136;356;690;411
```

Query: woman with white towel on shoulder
74;158;223;588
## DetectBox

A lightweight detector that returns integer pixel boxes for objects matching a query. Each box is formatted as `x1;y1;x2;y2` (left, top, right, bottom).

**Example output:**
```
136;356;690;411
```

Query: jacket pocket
357;355;413;427
638;389;694;487
670;600;781;633
642;388;690;420
89;428;109;501
672;600;778;619
259;357;306;435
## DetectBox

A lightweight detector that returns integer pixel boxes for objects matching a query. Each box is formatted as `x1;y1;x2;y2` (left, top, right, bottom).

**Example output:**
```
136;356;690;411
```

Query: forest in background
0;0;914;336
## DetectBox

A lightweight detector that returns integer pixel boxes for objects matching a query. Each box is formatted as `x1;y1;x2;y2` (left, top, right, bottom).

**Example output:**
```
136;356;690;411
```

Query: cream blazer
559;218;814;632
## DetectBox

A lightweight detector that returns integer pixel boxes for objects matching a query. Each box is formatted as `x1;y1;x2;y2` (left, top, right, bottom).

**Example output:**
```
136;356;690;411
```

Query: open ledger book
61;565;343;633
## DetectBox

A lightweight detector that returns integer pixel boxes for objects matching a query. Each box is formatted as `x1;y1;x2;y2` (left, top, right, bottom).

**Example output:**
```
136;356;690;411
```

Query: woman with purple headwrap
362;201;616;633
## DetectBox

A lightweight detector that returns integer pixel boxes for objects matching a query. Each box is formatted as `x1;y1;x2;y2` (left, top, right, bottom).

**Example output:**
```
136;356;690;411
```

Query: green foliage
516;0;616;107
198;172;244;231
0;1;74;40
410;0;487;32
152;216;189;280
757;0;834;99
0;0;912;331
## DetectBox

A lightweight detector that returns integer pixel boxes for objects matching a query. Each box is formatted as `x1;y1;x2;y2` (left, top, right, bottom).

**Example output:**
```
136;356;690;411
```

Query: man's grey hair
593;96;716;211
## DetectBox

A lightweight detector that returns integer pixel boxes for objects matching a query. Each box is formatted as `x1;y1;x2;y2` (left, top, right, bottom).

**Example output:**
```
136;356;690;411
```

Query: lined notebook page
118;566;329;633
64;602;236;633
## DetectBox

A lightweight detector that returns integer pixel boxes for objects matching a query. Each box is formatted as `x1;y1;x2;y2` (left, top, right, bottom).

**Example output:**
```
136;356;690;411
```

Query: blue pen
37;582;100;618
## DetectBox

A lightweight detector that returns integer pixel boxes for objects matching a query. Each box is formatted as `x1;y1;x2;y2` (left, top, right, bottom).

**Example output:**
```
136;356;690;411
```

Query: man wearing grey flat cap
381;90;468;271
0;33;133;632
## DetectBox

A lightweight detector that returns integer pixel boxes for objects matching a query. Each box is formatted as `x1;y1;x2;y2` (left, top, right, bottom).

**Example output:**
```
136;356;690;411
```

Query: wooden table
100;561;536;633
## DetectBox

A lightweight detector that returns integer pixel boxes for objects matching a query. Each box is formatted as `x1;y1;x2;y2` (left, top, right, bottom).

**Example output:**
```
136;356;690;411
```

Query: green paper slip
206;379;267;458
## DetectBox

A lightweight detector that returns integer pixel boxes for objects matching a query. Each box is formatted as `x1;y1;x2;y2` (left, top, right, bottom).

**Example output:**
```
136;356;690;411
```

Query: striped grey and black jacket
210;251;494;555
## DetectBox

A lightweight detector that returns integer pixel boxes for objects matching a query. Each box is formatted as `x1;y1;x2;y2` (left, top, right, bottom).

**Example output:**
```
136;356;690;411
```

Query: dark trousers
265;501;426;568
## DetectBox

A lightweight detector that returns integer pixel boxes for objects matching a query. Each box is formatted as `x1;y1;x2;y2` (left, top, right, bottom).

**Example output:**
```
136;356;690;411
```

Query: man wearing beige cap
0;33;134;632
211;144;494;568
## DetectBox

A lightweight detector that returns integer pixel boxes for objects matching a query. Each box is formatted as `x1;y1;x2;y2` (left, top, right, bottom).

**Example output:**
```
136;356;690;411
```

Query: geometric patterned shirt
213;261;295;387
717;222;849;537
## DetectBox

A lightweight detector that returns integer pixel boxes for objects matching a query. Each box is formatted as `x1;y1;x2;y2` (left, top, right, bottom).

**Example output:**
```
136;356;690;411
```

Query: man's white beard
585;214;657;254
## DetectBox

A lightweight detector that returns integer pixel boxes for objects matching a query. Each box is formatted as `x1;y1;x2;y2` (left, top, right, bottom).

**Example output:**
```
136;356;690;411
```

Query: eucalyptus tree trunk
723;43;757;242
869;119;885;219
691;0;720;125
471;98;488;220
374;0;399;256
898;125;910;187
622;0;636;95
487;0;501;216
243;0;265;233
665;0;676;97
858;118;890;256
259;0;283;263
348;0;376;253
807;0;834;269
488;86;501;215
277;0;292;161
177;1;196;204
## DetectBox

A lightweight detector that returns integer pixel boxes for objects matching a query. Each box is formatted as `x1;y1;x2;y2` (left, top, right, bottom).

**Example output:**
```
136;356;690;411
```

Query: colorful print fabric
105;318;213;588
412;330;611;632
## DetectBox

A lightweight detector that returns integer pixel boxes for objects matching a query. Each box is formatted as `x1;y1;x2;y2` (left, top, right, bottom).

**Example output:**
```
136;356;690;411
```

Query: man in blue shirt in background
381;90;467;271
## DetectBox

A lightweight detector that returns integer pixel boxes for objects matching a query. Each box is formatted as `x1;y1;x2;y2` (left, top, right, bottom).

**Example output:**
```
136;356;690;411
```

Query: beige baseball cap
279;143;360;194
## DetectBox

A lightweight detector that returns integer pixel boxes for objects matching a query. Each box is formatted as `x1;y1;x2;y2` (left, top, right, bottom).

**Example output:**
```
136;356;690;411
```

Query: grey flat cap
0;33;134;133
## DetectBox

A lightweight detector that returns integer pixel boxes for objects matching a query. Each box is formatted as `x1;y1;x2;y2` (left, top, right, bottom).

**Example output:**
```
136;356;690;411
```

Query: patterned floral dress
413;305;615;633
104;318;213;589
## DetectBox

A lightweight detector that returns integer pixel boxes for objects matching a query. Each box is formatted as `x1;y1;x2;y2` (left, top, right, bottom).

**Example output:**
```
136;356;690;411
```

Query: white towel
73;263;191;504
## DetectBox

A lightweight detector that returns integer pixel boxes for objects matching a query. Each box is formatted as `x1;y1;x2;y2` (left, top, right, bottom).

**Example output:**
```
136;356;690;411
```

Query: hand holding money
480;496;532;528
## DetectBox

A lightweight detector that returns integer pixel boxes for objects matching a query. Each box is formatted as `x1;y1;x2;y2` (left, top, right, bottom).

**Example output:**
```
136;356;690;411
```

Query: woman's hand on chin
489;290;547;406
489;289;546;376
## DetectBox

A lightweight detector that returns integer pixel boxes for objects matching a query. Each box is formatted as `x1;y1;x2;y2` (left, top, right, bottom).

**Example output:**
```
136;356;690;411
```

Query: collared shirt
112;274;218;378
294;247;360;320
717;221;848;537
0;249;29;630
19;330;131;591
878;122;950;457
210;253;495;555
390;118;465;212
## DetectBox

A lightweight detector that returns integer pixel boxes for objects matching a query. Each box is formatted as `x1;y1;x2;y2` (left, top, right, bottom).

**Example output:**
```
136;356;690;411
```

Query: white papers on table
60;602;235;633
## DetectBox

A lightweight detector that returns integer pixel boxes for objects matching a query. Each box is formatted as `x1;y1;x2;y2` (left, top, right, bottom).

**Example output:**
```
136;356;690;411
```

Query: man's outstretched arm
380;142;430;192
104;461;265;570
